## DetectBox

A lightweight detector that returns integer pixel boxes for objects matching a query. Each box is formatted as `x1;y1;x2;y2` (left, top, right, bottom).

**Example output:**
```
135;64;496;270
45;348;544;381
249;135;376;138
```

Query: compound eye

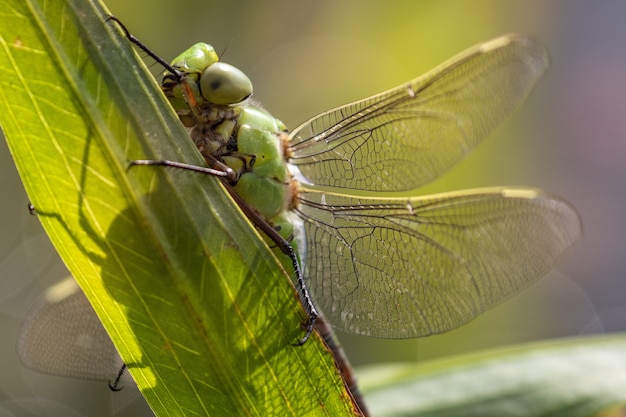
199;62;253;105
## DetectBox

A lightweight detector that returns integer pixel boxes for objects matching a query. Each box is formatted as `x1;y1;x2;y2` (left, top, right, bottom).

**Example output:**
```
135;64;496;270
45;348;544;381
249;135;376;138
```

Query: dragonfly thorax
183;104;241;162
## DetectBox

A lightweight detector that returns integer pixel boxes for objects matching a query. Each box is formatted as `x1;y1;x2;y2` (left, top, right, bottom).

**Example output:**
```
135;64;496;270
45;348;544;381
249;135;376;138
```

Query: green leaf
0;0;357;415
359;335;626;417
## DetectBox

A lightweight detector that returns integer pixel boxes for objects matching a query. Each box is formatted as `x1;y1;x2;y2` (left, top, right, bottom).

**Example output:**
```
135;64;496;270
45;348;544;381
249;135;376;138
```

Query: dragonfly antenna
217;39;235;61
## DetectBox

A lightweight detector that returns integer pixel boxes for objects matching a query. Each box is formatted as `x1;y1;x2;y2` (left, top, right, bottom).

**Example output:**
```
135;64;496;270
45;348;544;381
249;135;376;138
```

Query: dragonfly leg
128;159;237;183
129;161;318;343
105;15;204;120
221;183;318;345
288;243;317;346
105;16;183;82
108;363;127;391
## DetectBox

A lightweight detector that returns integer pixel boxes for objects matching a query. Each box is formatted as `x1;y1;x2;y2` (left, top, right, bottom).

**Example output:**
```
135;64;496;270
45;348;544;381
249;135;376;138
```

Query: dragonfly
19;17;581;417
124;29;581;340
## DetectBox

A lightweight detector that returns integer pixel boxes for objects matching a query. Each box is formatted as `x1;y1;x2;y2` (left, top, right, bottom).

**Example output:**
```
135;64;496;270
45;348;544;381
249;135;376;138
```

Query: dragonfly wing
295;186;581;338
17;281;123;380
288;35;548;192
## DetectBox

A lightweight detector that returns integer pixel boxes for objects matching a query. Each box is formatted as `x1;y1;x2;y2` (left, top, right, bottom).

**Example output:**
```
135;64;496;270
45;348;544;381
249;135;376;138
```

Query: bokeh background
1;1;625;416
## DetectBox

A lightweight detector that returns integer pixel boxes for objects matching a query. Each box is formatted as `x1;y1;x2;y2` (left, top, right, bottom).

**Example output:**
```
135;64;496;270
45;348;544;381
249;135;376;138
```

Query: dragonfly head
161;42;253;109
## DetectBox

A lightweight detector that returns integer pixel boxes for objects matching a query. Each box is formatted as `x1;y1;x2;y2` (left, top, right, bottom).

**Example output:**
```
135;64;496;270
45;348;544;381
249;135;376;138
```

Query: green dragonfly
106;27;582;415
123;28;581;341
19;20;581;416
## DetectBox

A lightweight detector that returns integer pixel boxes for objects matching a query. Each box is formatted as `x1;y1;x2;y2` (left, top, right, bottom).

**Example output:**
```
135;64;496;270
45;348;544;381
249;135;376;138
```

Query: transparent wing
294;186;581;338
17;280;123;380
288;35;548;191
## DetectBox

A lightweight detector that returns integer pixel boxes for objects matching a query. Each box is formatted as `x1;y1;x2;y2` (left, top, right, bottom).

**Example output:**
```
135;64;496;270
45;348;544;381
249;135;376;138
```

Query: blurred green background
2;0;624;416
